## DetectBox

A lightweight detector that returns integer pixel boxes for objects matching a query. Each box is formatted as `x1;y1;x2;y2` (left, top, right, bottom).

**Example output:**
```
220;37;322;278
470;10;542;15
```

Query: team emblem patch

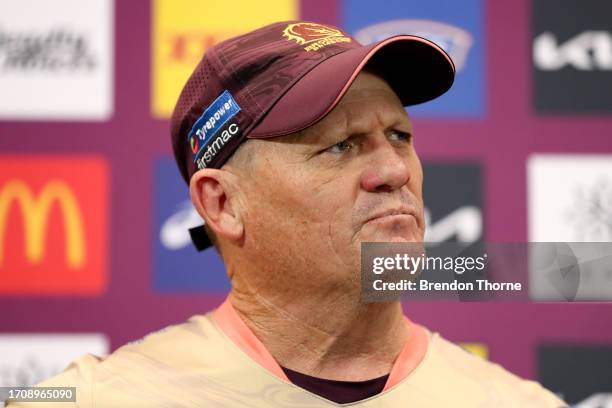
283;22;351;51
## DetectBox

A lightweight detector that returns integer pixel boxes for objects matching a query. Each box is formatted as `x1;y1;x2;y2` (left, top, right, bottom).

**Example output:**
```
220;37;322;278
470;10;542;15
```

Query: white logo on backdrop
424;206;482;242
574;393;612;408
0;28;96;72
160;201;483;251
160;200;203;250
0;334;108;391
528;155;612;301
529;155;612;241
566;177;612;241
0;0;113;120
354;19;473;71
534;31;612;71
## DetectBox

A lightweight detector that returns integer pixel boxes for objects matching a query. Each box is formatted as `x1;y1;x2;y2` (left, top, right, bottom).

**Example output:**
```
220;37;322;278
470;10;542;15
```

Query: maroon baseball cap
170;20;455;251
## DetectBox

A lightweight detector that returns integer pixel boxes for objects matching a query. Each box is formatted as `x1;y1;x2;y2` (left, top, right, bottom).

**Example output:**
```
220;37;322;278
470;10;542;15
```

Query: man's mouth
365;208;417;224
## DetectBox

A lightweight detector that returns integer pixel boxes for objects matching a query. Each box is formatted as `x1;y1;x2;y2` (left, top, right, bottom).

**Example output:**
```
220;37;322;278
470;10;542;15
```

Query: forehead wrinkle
293;105;350;146
268;75;410;149
341;94;410;137
252;113;348;162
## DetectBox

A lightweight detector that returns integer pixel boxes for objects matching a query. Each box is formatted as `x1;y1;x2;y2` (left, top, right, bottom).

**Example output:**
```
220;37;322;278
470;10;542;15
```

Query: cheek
311;175;363;254
410;165;423;201
248;170;357;255
409;162;425;230
244;168;336;237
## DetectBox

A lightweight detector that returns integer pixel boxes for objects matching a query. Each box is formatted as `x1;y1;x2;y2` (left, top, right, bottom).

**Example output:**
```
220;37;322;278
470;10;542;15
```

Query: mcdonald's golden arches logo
0;156;108;295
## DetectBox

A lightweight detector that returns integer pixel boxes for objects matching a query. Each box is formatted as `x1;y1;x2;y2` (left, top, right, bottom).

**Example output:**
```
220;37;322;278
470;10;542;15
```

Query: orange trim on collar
383;317;429;391
212;298;428;390
213;298;290;381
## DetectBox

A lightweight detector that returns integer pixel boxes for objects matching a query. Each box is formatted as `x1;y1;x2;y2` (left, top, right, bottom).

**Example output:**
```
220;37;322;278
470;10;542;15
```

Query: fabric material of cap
170;20;456;251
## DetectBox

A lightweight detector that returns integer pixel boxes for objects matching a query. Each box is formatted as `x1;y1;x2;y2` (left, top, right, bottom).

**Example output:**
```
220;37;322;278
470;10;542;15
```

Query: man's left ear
189;168;244;245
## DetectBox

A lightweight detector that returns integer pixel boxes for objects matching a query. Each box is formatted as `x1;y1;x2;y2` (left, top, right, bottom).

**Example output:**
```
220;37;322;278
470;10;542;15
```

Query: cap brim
250;35;455;138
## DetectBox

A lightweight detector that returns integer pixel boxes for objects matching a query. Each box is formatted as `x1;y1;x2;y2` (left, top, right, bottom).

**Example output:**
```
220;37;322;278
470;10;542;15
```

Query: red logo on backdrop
0;156;108;295
167;32;235;63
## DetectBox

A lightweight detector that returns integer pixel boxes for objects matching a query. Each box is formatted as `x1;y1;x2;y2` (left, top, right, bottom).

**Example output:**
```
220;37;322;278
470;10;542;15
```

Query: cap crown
171;21;358;183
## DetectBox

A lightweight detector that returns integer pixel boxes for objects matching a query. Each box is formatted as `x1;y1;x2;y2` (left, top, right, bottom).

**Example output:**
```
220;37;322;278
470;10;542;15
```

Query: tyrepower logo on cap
152;0;298;118
0;156;108;295
188;90;241;170
283;23;351;51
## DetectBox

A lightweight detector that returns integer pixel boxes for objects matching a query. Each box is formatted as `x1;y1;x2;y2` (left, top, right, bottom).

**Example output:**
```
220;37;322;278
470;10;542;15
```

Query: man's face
233;71;424;287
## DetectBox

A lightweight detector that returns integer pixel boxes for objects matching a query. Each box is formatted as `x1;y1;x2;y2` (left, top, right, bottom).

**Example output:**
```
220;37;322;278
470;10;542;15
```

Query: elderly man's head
170;21;454;298
189;70;424;295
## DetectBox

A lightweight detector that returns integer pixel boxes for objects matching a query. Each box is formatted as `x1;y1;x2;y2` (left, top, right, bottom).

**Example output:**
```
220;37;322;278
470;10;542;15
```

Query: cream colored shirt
6;300;566;407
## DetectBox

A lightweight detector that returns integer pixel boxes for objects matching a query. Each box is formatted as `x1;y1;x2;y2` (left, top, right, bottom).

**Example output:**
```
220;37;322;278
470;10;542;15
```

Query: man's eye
389;130;412;142
327;140;353;153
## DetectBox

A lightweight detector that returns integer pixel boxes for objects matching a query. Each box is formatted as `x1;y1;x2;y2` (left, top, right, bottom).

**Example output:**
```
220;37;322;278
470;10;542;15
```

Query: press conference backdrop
1;0;611;406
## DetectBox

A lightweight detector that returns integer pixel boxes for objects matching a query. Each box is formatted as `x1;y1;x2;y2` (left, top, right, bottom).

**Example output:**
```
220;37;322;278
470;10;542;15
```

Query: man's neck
228;291;408;382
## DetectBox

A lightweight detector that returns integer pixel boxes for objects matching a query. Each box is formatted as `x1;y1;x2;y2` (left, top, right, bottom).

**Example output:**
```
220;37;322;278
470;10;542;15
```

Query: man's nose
359;137;411;193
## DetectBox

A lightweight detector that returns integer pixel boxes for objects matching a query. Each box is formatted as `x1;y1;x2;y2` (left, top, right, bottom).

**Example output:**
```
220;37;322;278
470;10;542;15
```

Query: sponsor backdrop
0;0;113;120
0;0;611;405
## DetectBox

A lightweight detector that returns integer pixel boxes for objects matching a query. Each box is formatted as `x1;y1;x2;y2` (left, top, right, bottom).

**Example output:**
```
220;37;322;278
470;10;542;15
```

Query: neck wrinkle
213;296;429;389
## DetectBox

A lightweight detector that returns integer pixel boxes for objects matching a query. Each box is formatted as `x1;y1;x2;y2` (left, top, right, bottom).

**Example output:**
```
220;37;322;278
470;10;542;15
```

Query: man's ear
189;169;244;245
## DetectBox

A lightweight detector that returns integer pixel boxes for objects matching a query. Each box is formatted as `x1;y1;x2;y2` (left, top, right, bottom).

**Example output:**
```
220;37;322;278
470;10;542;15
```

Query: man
8;21;565;407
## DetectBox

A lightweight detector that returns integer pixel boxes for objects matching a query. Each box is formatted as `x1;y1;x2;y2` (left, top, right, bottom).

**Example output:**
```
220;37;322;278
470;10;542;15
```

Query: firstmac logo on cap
283;23;351;51
188;90;241;169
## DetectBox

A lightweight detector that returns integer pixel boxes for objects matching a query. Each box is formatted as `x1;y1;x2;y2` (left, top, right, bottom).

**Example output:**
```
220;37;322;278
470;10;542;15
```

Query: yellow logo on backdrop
460;342;489;359
0;180;85;268
152;0;298;118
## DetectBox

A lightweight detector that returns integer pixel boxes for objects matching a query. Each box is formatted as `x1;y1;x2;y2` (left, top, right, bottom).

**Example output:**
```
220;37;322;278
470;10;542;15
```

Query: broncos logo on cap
283;22;352;51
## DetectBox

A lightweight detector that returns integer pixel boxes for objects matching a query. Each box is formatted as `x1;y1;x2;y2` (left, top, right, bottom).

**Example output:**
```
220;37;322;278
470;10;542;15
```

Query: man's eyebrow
344;108;413;136
298;115;349;146
290;104;412;147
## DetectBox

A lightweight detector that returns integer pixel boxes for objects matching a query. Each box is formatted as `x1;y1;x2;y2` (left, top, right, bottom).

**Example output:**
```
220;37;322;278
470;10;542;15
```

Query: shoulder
6;313;221;408
4;353;100;408
421;332;567;407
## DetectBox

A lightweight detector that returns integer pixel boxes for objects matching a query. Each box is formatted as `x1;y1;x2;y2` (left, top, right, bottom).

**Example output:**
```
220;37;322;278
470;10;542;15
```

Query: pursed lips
364;208;417;224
